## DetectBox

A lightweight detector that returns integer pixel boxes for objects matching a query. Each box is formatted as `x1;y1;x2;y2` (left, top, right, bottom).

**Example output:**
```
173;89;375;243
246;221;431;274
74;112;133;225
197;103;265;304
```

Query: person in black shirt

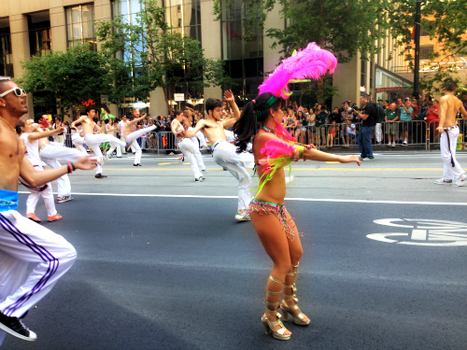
315;106;328;148
356;94;376;160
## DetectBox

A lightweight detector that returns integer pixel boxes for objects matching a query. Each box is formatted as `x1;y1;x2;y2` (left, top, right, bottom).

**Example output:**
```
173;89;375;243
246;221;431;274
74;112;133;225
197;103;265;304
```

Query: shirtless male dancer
0;79;96;343
172;110;205;181
71;106;126;179
185;90;254;221
435;80;467;187
34;114;87;203
122;114;156;166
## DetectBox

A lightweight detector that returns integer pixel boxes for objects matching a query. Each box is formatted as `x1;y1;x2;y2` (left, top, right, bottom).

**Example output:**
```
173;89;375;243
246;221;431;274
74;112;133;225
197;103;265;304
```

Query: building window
164;0;202;44
164;0;203;100
0;18;13;77
66;4;96;50
28;11;52;57
360;60;366;90
420;45;434;59
221;0;263;100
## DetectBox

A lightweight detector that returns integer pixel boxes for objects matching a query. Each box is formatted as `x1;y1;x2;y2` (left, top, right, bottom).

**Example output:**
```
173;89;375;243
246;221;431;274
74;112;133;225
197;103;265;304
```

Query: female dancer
234;92;360;341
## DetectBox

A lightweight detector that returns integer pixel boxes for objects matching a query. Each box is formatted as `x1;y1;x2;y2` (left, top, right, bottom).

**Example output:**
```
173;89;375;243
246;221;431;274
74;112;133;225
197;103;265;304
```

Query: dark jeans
357;125;375;159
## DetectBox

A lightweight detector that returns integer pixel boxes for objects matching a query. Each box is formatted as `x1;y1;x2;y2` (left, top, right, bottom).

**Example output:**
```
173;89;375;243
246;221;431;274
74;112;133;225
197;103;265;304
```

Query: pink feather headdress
258;42;337;99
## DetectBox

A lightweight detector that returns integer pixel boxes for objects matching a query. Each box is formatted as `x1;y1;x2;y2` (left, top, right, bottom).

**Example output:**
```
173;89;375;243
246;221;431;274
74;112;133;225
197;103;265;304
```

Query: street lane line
17;191;467;206
98;167;465;171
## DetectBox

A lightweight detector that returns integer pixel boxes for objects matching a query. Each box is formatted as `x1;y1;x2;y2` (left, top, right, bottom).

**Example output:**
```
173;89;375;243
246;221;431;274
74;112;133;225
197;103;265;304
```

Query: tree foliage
17;44;113;117
96;0;232;111
388;0;467;96
213;0;392;102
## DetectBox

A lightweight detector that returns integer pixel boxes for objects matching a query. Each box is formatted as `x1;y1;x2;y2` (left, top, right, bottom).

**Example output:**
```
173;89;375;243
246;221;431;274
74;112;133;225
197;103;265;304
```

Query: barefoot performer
233;43;361;341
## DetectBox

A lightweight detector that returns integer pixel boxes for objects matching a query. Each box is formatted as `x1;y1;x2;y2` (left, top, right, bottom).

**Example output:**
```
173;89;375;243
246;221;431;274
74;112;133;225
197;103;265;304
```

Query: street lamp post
413;0;422;103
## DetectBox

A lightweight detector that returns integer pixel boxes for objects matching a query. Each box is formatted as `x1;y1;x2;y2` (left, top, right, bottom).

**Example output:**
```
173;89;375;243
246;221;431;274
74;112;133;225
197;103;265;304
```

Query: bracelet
67;162;76;174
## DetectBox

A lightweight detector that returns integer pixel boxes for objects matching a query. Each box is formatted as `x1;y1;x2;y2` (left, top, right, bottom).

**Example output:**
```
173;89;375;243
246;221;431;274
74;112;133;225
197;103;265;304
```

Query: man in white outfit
17;119;63;223
123;114;157;166
185;90;253;221
0;79;96;344
71;106;126;179
435;80;467;187
172;110;205;181
34;113;87;203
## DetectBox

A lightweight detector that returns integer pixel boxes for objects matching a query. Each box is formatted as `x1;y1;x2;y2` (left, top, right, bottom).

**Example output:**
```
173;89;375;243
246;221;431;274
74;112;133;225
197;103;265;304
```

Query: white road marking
17;192;467;206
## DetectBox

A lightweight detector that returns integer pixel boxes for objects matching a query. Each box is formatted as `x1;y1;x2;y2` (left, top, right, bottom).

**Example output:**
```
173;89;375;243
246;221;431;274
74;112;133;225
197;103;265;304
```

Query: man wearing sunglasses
0;79;97;343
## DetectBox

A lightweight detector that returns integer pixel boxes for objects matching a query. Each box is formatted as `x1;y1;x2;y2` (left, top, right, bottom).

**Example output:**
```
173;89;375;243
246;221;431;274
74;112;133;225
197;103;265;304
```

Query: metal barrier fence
294;119;462;150
155;131;178;154
426;118;467;151
124;122;467;154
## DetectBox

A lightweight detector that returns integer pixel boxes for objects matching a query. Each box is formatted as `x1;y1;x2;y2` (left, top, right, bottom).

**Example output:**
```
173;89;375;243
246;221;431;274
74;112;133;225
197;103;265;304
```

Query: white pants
126;126;157;165
40;144;87;198
440;127;465;181
72;136;87;153
107;140;122;157
188;128;206;171
212;140;253;210
375;123;382;143
85;134;126;174
26;167;57;217
0;210;76;319
178;138;203;179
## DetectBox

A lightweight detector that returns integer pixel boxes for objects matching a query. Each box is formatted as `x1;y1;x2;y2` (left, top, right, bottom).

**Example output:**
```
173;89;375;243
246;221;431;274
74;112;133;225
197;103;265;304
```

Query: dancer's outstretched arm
20;156;97;187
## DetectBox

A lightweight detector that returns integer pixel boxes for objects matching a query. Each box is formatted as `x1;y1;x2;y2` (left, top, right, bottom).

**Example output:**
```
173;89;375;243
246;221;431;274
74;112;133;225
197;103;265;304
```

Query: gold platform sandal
280;264;310;326
261;275;292;341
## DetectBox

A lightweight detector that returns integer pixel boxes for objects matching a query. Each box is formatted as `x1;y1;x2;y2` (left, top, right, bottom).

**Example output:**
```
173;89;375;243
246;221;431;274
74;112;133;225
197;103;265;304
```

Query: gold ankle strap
269;275;284;285
265;289;282;296
265;303;280;313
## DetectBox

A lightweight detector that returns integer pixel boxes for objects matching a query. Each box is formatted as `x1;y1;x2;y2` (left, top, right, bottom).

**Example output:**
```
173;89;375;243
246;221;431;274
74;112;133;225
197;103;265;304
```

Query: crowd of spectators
53;92;467;153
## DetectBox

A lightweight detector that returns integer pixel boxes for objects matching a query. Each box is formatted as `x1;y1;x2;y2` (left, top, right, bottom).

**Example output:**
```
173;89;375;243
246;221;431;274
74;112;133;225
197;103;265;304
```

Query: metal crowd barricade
305;120;430;150
428;118;467;151
155;131;178;154
311;123;359;149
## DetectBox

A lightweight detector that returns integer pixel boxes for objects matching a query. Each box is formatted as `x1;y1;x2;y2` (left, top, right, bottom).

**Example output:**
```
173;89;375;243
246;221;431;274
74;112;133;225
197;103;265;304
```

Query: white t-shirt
20;133;42;166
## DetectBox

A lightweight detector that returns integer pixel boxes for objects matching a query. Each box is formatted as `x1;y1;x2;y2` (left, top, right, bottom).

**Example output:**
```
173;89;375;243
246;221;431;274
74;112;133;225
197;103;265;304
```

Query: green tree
96;0;232;112
388;0;467;96
17;44;113;118
214;0;392;102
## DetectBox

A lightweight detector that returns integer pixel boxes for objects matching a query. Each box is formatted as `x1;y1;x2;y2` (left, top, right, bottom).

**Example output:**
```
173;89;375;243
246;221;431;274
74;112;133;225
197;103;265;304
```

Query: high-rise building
0;0;408;118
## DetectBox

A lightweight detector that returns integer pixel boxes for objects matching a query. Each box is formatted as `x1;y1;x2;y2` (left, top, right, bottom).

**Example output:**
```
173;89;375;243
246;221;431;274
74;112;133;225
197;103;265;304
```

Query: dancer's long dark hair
233;92;284;154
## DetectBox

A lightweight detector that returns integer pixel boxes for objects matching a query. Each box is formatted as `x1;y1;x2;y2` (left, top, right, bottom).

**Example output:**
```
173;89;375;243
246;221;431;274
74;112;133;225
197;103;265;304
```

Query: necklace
0;116;15;132
260;125;275;134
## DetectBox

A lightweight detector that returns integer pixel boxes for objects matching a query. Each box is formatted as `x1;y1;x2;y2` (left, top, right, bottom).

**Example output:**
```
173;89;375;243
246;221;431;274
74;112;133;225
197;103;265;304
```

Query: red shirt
426;107;439;122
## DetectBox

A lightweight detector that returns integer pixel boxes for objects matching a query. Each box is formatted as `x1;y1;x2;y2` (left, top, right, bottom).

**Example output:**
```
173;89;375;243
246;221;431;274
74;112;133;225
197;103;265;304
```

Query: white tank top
20;133;42;166
171;119;185;134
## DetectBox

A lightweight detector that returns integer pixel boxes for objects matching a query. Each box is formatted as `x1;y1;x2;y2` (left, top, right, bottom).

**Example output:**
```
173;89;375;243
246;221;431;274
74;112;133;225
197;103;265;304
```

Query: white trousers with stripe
0;210;76;319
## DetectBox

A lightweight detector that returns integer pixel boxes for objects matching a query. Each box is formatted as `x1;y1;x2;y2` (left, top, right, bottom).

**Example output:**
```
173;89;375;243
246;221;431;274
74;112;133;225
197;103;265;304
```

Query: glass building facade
66;4;96;50
28;11;52;57
221;0;263;100
0;18;13;77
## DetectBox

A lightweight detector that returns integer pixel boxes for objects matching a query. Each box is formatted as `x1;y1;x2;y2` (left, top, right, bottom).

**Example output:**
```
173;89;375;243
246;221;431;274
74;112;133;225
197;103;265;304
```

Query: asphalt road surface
3;149;467;350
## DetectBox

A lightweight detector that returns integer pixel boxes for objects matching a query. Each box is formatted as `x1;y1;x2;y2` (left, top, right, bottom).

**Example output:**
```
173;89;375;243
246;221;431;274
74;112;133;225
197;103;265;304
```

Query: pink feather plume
258;42;338;99
260;140;295;161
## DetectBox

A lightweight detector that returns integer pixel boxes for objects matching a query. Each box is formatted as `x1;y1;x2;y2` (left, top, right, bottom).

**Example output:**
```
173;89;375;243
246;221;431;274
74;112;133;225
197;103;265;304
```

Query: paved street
3;149;467;350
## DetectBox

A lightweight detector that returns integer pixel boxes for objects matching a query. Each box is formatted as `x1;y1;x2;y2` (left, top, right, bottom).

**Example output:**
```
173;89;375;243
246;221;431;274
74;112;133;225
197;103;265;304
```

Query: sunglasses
0;87;25;98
